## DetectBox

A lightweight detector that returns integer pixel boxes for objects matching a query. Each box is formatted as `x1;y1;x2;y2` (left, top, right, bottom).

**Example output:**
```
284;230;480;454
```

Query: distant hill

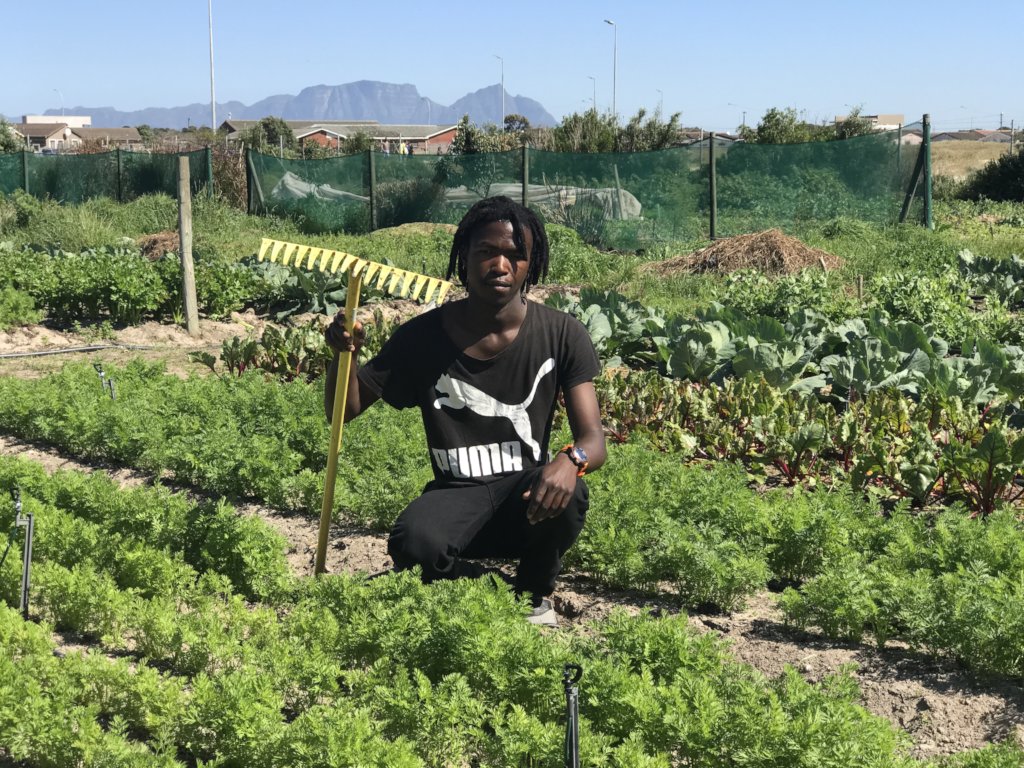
42;81;557;130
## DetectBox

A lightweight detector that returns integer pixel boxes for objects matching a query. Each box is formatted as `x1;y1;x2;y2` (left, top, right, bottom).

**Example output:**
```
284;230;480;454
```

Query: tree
241;116;297;153
135;124;155;146
741;105;878;144
834;106;876;141
552;109;617;153
503;114;531;134
0;118;23;153
617;108;683;152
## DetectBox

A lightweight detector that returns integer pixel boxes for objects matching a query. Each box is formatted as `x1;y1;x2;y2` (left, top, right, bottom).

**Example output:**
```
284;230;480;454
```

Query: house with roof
931;130;985;142
71;127;144;149
220;119;460;154
978;130;1012;143
15;122;77;151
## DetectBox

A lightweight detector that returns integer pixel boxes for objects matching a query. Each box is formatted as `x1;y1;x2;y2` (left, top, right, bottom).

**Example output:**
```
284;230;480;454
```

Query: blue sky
5;0;1020;132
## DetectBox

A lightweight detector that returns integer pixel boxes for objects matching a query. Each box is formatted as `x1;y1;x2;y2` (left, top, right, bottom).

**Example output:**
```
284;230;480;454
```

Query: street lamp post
209;0;216;131
656;89;663;115
53;88;64;118
728;103;746;131
494;55;504;129
588;76;596;111
604;19;617;123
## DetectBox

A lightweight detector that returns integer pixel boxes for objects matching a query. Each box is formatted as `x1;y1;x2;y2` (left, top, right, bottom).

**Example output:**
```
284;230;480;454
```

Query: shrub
0;285;43;329
960;148;1024;202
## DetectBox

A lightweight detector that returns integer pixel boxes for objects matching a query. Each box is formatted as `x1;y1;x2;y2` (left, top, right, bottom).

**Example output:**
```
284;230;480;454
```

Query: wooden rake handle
314;269;364;576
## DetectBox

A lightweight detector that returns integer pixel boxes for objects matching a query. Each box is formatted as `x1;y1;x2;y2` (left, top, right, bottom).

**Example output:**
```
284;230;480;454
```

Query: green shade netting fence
247;150;525;233
247;152;370;233
248;130;924;246
0;149;209;203
713;129;919;236
528;145;706;249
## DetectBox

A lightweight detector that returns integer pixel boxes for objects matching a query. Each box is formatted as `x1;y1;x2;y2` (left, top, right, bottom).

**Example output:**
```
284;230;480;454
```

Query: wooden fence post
177;156;200;337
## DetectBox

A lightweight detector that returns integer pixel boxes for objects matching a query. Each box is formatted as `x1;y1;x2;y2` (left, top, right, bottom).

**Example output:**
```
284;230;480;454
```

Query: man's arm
563;380;606;474
523;380;606;524
323;318;380;422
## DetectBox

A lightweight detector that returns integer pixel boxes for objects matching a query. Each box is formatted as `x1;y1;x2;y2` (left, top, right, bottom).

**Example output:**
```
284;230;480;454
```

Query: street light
587;76;596;111
53;88;64;118
728;103;746;131
422;97;431;124
494;54;504;129
656;89;663;115
209;0;216;131
604;20;617;123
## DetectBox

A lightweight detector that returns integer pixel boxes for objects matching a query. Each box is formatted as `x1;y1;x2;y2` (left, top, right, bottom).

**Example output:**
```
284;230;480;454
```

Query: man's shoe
526;597;559;628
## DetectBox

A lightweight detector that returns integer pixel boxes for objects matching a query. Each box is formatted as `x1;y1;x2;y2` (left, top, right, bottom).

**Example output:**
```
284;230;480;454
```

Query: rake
258;237;454;574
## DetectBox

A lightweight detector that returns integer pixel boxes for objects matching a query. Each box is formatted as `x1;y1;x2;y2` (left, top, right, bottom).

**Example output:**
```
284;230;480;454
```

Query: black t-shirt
358;301;601;485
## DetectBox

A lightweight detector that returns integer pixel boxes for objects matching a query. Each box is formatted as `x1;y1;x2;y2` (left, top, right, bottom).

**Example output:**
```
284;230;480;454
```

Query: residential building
220;119;460;154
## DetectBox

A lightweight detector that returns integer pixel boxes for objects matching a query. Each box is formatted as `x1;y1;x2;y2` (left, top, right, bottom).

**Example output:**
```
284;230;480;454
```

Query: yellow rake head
257;237;453;305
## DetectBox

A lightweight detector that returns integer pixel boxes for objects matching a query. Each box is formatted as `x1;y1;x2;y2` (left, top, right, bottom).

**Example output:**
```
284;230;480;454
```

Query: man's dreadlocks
446;196;549;295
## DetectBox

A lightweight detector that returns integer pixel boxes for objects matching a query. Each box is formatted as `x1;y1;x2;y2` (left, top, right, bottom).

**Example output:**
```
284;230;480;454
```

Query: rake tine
363;262;381;285
293;245;310;267
269;240;286;262
281;242;299;266
375;266;394;290
257;238;273;261
313;247;329;272
408;274;426;301
423;278;441;303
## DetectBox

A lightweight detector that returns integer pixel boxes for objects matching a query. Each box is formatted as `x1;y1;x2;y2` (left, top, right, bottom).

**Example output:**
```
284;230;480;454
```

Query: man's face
465;220;533;306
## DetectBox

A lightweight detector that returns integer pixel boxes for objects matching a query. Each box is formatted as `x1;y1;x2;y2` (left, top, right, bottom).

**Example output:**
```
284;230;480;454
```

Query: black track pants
387;467;588;600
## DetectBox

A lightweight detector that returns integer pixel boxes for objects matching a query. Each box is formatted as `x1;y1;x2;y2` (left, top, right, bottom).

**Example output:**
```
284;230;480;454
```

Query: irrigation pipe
0;343;213;359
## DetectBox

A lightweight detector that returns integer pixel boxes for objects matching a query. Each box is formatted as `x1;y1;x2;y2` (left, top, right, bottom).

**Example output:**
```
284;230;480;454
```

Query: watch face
574;446;588;464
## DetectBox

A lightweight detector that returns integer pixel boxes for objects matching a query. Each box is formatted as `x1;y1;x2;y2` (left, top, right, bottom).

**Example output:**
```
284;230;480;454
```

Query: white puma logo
432;358;556;461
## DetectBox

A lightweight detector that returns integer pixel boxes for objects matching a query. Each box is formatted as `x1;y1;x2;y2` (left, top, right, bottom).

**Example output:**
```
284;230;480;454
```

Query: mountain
42;81;557;130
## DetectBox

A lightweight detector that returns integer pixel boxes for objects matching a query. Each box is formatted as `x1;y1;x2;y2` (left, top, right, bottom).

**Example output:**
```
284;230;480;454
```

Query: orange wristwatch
561;443;589;477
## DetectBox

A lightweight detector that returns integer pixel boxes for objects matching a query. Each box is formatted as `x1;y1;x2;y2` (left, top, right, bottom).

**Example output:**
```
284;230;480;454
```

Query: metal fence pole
368;148;377;232
206;147;214;198
896;123;902;180
522;145;529;208
116;148;123;203
21;150;29;196
709;132;718;240
923;114;933;230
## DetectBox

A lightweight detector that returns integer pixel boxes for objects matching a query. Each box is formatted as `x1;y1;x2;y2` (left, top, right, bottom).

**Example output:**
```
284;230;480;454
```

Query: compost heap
649;229;844;277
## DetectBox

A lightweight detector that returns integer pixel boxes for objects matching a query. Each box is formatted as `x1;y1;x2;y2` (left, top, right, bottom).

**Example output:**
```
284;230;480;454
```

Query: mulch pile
136;230;180;261
645;229;845;277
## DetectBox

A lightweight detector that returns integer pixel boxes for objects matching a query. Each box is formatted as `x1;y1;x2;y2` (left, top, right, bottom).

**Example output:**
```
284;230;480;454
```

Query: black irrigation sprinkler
0;490;33;620
93;362;116;399
563;663;582;768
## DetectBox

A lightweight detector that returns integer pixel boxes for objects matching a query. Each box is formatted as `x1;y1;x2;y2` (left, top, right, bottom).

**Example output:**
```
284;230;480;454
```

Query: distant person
399;140;407;156
324;196;606;627
407;142;414;156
